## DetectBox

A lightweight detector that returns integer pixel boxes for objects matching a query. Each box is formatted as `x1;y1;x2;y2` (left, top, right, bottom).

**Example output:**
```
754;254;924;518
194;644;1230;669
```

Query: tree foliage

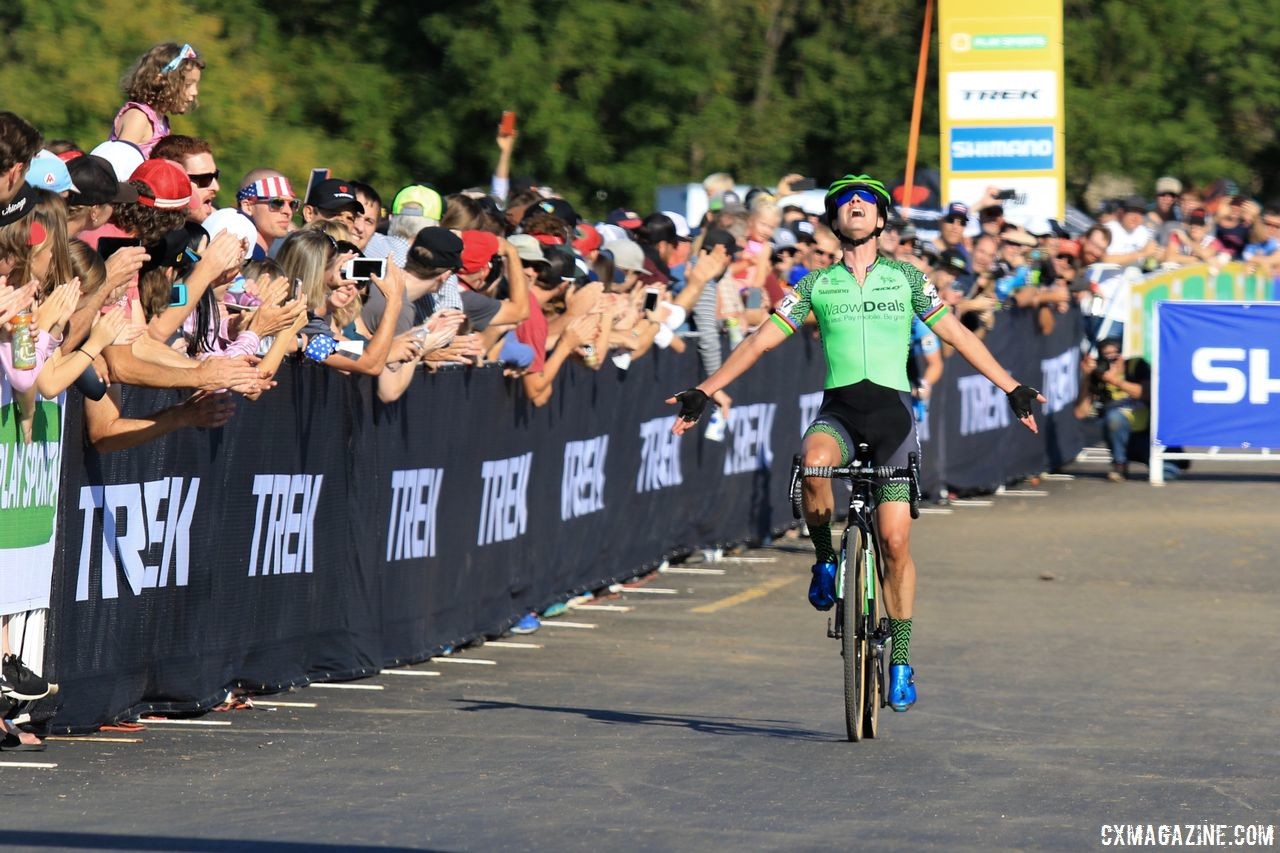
2;0;1277;216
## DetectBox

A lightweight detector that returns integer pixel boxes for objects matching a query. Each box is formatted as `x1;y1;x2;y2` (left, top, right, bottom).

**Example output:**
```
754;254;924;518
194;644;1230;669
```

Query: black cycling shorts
803;380;918;502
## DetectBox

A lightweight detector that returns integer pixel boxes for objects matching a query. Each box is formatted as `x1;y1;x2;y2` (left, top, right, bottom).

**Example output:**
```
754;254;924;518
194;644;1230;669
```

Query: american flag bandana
236;175;295;203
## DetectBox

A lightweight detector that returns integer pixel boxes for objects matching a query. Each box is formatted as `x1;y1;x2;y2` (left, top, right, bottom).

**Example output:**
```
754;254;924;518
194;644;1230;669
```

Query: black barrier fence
46;307;1082;732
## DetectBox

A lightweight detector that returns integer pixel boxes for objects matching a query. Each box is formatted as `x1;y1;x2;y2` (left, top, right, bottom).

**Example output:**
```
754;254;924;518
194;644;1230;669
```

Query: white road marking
538;620;597;629
998;489;1049;497
46;736;143;744
432;658;497;666
309;683;385;691
661;567;726;575
484;642;543;649
0;761;56;769
949;499;993;507
571;604;633;612
718;556;777;563
918;507;954;515
139;718;232;726
1041;473;1075;480
618;587;679;595
378;669;442;677
251;700;319;707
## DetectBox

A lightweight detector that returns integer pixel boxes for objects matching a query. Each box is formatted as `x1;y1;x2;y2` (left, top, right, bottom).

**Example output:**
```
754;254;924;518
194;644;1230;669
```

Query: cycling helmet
825;174;892;246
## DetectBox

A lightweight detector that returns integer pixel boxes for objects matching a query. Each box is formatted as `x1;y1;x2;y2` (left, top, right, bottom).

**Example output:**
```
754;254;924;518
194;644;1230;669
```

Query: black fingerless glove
673;387;710;423
1006;384;1039;419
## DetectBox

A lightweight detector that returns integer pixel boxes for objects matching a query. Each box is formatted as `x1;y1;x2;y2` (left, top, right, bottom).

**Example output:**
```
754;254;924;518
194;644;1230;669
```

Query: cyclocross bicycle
789;445;920;742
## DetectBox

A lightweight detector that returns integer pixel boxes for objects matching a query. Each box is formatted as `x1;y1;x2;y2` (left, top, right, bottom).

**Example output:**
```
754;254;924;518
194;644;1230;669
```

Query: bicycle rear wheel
841;527;867;742
862;538;883;738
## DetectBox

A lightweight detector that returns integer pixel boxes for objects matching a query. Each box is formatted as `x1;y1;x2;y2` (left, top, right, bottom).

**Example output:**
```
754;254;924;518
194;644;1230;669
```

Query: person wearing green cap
668;174;1047;713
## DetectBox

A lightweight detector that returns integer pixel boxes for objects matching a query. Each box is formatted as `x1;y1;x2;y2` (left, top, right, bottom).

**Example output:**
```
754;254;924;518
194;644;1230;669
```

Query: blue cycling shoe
888;664;917;711
808;561;837;611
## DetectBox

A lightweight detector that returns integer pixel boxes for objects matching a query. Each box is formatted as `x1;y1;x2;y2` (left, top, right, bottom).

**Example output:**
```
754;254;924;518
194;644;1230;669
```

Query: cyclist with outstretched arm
667;175;1044;712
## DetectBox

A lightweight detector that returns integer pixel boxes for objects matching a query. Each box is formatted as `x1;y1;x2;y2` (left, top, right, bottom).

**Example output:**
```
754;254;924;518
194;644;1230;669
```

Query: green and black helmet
824;174;893;244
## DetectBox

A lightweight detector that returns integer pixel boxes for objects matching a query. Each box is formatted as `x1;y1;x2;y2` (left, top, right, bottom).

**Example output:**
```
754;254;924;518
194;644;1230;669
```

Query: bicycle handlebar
800;464;910;481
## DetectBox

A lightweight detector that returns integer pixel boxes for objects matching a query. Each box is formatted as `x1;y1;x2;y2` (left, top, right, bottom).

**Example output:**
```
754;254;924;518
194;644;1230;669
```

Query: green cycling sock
890;617;912;665
810;522;836;565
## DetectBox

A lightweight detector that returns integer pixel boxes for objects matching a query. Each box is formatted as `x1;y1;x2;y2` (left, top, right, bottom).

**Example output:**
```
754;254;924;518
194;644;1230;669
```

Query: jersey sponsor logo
386;468;444;561
724;403;777;474
477;452;532;545
1191;347;1280;404
75;478;200;601
637;417;682;493
821;300;907;317
1040;349;1079;415
958;375;1011;436
561;435;608;521
946;71;1058;121
248;474;324;576
949;125;1055;172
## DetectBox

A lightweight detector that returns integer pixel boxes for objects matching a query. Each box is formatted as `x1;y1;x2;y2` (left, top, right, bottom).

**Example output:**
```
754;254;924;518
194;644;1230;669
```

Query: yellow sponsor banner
1125;263;1273;361
939;0;1064;221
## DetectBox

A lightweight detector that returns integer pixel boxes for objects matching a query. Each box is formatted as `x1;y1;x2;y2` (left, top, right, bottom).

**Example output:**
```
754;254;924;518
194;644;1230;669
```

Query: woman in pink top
110;43;205;157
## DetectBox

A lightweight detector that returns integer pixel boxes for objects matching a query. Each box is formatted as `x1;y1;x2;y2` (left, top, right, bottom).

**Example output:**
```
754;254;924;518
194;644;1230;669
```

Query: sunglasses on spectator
833;188;879;207
187;169;219;189
255;197;299;212
813;249;838;261
161;43;198;74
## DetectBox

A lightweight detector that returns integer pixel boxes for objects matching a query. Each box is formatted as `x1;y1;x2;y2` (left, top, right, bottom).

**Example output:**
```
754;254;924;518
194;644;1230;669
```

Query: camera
1092;351;1118;380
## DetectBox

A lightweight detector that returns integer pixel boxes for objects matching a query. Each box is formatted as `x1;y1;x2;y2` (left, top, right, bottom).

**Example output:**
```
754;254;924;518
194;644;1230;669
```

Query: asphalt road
7;461;1279;852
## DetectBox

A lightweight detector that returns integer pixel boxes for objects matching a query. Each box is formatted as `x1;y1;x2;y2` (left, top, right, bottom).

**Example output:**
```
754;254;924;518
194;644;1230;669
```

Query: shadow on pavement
0;833;434;852
456;698;836;741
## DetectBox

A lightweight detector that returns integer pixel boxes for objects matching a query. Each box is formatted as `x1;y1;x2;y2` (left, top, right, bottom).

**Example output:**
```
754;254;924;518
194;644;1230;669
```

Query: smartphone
304;168;330;206
291;277;303;302
342;257;387;281
74;364;108;401
169;284;187;307
97;236;142;261
744;288;764;310
498;110;517;137
223;301;252;313
642;287;660;313
791;178;817;191
995;188;1017;201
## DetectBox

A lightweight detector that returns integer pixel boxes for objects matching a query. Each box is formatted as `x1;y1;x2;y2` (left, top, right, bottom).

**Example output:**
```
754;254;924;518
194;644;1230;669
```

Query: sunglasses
161;43;198;74
187;169;219;189
833;187;879;207
255;197;299;212
813;249;838;260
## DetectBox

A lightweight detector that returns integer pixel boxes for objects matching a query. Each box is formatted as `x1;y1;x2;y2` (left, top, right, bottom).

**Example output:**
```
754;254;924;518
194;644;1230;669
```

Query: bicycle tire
841;527;866;742
862;537;883;738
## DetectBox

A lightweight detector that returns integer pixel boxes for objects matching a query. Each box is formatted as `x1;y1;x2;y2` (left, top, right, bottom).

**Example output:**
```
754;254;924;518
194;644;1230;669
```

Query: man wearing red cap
455;231;529;346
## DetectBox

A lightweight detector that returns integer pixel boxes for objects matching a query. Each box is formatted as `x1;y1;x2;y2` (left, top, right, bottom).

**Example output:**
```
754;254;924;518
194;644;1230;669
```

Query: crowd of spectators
0;41;1261;745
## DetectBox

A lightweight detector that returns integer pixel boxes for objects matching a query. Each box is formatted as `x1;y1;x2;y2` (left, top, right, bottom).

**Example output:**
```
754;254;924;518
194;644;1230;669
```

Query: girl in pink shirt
110;43;205;157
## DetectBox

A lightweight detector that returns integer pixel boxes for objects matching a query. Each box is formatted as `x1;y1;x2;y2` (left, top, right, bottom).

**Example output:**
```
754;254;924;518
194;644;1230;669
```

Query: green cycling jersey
769;258;948;392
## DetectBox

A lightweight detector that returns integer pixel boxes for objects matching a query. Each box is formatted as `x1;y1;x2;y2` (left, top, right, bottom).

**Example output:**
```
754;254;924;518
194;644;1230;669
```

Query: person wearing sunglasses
151;135;221;225
236;169;299;259
669;173;1045;714
111;43;204;157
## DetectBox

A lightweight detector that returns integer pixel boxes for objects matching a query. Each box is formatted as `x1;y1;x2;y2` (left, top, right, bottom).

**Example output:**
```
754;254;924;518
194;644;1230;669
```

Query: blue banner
1156;302;1280;447
948;125;1056;172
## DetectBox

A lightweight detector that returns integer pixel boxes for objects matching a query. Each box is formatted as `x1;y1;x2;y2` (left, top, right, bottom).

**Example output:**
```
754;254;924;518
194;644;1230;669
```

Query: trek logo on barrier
1191;348;1280;404
949;126;1055;173
799;392;823;437
946;71;1058;121
562;436;608;521
958;375;1011;436
248;474;324;576
478;452;532;546
637;417;682;493
1040;349;1080;415
725;403;777;474
75;479;200;601
387;468;444;561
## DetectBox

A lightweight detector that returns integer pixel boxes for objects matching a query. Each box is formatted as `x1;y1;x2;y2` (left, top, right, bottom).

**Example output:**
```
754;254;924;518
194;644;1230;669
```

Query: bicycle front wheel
862;537;883;739
841;527;867;742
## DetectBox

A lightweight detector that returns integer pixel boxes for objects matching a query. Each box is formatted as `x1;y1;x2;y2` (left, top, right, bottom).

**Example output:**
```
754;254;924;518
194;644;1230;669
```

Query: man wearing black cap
302;178;364;228
361;226;465;337
65;154;140;238
934;202;971;261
